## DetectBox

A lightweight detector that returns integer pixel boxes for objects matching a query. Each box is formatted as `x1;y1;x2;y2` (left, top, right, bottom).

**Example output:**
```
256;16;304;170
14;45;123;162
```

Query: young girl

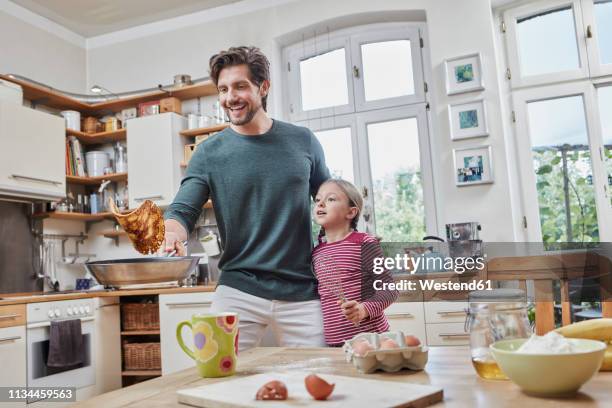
312;179;398;346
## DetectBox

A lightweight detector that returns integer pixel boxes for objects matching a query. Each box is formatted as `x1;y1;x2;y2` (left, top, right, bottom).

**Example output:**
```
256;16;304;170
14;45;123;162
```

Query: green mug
176;313;239;378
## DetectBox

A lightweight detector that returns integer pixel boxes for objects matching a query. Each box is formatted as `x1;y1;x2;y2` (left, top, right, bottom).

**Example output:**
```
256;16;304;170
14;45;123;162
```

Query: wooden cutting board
176;371;443;408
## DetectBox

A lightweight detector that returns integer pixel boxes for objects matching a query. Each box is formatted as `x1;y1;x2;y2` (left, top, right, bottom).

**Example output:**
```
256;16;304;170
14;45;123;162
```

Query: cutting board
177;371;443;408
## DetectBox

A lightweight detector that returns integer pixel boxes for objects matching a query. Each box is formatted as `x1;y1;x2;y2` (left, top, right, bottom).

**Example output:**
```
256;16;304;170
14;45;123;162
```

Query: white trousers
210;285;326;351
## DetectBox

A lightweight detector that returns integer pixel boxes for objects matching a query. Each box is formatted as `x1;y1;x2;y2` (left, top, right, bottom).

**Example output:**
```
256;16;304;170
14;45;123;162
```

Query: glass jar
466;289;531;380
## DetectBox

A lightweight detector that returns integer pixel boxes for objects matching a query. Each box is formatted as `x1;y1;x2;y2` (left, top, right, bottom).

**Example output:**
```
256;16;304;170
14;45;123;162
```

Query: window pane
314;127;354;182
361;40;414;101
596;85;612;207
595;0;612;65
299;48;349;111
517;7;580;76
366;118;425;241
527;96;599;243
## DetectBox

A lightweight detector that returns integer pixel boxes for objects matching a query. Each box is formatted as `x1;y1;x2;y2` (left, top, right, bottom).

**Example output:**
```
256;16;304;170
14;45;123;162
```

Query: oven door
26;317;95;403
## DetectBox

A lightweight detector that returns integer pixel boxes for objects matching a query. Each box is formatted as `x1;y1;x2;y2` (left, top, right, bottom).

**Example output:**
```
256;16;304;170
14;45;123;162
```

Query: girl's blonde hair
317;179;364;238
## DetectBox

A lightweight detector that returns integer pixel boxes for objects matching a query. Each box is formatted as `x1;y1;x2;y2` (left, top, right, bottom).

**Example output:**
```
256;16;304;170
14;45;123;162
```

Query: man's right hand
163;219;188;256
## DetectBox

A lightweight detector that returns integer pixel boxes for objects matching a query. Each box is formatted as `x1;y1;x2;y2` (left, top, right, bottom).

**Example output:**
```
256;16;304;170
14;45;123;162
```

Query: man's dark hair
209;46;270;111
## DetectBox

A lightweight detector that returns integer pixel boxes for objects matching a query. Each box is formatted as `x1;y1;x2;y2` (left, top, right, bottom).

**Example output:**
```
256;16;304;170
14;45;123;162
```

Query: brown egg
379;338;400;349
255;380;288;400
352;339;374;356
304;374;335;401
404;335;421;347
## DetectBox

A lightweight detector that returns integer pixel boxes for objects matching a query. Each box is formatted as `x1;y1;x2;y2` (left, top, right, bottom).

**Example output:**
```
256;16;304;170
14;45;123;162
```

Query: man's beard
227;101;261;126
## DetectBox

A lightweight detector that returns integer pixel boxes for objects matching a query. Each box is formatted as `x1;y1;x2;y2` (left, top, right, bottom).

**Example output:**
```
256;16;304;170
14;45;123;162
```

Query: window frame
503;0;589;89
350;26;426;112
582;0;612;78
355;104;437;237
284;35;355;122
512;81;612;241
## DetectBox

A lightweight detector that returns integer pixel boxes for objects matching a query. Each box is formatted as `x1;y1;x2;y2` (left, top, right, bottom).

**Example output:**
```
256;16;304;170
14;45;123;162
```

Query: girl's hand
338;300;369;324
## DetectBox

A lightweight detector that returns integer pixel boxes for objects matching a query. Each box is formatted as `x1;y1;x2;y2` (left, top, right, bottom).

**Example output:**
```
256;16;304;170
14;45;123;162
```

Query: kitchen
1;0;611;407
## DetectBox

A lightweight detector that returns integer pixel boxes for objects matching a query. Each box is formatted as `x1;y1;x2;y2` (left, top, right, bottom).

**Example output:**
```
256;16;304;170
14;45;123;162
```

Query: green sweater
164;119;330;301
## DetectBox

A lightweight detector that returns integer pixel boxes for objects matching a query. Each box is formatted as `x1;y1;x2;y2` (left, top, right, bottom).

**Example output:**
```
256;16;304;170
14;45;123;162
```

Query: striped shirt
312;231;398;346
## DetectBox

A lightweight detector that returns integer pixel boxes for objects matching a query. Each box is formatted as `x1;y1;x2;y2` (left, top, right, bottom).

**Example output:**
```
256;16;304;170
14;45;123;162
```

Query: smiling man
163;46;330;350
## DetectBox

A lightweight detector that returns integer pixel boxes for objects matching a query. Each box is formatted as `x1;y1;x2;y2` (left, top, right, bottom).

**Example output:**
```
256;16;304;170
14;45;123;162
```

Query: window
504;1;612;242
284;24;437;241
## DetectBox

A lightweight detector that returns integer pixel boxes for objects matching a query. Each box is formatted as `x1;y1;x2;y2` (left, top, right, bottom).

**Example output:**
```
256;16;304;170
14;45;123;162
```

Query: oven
26;300;95;404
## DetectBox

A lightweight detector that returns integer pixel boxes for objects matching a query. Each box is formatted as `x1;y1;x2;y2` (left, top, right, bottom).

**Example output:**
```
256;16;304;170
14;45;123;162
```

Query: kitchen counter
0;284;216;305
72;346;611;407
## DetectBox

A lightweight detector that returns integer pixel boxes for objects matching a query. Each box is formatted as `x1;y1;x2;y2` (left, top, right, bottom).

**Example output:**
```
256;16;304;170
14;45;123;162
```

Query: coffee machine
446;222;482;258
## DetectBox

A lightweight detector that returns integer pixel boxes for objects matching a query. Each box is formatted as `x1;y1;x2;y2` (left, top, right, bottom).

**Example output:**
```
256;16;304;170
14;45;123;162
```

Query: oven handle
0;335;21;343
27;316;94;329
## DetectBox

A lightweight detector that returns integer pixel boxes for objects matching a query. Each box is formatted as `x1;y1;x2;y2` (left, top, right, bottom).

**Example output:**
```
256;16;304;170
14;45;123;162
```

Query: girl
312;179;398;346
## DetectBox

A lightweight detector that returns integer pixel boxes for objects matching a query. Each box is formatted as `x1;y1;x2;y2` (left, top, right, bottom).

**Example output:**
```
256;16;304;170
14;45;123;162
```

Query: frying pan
85;256;200;289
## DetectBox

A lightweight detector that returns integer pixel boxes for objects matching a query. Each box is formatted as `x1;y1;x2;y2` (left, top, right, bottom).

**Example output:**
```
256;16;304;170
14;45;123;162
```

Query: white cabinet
94;297;121;394
384;302;426;344
159;292;214;375
126;113;186;209
0;102;65;200
0;325;26;407
424;302;470;346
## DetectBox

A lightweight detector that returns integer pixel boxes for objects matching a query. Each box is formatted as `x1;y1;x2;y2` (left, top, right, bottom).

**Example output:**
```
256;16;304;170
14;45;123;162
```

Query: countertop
0;284;216;306
72;346;611;407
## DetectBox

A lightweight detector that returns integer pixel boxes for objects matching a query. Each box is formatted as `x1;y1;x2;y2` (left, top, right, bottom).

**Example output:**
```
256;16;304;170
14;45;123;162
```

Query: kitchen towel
47;319;84;368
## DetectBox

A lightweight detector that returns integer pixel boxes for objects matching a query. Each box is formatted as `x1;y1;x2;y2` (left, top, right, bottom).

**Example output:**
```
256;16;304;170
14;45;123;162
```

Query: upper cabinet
0;102;66;200
127;113;186;209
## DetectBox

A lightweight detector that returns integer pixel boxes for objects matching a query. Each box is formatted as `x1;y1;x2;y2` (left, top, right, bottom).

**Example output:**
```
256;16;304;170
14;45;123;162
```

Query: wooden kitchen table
74;346;611;408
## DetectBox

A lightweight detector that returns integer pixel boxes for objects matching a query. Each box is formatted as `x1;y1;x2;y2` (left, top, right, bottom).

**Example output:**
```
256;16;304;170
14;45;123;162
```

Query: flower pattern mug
176;313;239;377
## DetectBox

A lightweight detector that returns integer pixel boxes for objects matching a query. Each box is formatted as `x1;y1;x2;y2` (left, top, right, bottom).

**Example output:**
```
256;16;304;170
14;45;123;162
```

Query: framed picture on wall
454;145;493;186
448;99;488;140
444;53;484;95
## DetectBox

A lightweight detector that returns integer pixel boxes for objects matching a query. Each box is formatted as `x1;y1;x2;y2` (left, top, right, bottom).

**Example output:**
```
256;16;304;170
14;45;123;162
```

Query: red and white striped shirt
312;231;398;346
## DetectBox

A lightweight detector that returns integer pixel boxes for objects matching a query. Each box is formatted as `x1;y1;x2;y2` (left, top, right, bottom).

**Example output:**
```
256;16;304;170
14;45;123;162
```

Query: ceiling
10;0;242;37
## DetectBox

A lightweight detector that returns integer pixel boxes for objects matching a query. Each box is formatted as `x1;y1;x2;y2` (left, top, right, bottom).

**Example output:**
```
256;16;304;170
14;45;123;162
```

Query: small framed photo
448;99;488;140
444;53;484;95
454;145;493;186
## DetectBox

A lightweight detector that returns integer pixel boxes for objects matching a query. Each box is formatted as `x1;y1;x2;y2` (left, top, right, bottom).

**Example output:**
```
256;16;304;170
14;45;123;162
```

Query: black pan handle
423;235;445;242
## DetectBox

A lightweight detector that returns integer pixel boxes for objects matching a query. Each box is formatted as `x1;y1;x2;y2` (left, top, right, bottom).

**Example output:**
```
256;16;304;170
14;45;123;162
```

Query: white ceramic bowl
491;338;606;397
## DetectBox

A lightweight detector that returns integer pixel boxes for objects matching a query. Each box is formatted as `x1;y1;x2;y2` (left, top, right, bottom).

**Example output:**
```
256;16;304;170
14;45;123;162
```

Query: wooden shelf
180;123;228;137
32;211;114;221
121;370;161;377
121;330;160;335
0;74;217;114
99;230;127;238
66;128;126;145
67;172;127;185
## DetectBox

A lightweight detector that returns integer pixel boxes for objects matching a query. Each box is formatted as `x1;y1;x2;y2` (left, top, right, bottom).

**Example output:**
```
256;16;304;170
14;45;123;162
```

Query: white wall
0;9;86;93
86;0;518;244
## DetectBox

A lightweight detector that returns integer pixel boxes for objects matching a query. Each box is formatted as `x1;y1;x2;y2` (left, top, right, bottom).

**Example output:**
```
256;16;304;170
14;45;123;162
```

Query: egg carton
342;331;429;374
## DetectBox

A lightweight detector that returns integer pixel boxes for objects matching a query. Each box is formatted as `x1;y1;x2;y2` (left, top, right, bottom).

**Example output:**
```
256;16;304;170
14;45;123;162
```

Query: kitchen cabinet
0;102;65;200
384;302;426;344
424;301;469;346
159;292;213;375
126;113;186;209
0;304;26;408
94;297;121;394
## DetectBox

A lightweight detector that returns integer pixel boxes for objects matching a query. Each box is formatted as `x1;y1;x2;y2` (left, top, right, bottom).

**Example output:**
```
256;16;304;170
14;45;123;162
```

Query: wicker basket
123;342;161;370
121;303;160;331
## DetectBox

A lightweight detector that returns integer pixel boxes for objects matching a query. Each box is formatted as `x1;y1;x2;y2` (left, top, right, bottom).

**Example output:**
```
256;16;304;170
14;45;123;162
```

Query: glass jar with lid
466;288;532;380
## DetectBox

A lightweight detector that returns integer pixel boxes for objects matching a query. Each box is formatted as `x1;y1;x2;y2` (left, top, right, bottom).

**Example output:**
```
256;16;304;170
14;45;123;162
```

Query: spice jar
466;289;531;380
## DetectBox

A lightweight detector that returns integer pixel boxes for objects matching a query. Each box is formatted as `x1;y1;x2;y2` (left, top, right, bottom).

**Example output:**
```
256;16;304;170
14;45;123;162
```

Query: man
163;46;330;350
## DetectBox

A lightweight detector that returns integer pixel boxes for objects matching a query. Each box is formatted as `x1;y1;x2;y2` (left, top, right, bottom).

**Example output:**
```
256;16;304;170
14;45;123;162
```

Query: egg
352;339;374;356
304;374;335;401
255;380;288;400
379;338;400;349
404;335;421;347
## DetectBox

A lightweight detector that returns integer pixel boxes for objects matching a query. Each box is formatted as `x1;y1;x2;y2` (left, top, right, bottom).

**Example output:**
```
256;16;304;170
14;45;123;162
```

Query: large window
504;0;612;242
284;24;437;241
